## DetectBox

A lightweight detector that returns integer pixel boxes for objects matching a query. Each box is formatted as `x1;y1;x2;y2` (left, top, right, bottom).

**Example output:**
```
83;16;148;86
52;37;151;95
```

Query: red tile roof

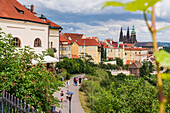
147;54;153;58
125;47;148;51
126;60;136;65
100;42;108;48
105;39;123;48
0;0;46;24
72;55;79;59
64;33;83;43
124;43;135;47
76;39;100;46
46;19;62;28
60;34;71;44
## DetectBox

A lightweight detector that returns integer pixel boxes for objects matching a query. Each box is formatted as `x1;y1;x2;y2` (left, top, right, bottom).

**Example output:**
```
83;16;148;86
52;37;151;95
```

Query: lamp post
66;91;74;113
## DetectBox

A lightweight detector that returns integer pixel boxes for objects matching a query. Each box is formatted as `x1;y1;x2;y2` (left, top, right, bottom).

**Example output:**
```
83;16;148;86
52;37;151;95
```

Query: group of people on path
60;76;82;102
73;77;82;86
60;90;69;102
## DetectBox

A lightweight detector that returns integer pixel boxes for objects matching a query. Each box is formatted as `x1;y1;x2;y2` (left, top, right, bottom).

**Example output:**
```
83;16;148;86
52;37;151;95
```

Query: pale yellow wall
107;48;123;59
60;44;72;58
71;42;79;56
125;50;147;61
71;42;101;64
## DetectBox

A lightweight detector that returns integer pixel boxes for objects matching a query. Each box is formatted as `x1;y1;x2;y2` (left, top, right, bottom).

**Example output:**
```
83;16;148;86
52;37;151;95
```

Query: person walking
60;91;64;102
66;80;70;88
66;90;69;102
73;77;76;85
75;77;78;86
79;77;82;85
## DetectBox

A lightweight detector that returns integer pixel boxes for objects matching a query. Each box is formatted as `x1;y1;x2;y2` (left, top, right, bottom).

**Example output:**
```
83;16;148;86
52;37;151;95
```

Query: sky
17;0;170;42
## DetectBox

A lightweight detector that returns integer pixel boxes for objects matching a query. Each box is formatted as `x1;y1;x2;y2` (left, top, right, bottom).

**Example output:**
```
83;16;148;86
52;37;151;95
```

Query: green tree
46;48;55;57
139;60;155;77
101;45;105;60
104;48;107;59
115;57;123;67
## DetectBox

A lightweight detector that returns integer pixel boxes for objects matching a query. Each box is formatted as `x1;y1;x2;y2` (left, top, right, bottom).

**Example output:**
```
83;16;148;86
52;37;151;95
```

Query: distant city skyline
18;0;170;42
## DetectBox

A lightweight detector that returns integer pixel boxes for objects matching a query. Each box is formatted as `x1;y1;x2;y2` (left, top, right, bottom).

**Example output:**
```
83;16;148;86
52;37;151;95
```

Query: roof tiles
0;0;46;24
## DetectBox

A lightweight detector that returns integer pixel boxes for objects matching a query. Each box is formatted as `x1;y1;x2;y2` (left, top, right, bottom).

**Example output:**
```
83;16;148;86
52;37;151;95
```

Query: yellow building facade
125;48;148;62
71;39;101;64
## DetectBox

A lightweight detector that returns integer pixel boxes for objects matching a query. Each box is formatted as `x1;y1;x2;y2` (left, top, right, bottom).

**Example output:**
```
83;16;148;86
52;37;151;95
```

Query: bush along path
53;74;86;113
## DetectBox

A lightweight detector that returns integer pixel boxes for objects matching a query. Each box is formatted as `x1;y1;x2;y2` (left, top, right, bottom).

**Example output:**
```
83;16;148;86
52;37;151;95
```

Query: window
51;42;53;48
34;38;41;47
125;52;127;55
14;6;24;14
135;52;137;54
111;50;112;52
139;52;141;54
13;37;21;47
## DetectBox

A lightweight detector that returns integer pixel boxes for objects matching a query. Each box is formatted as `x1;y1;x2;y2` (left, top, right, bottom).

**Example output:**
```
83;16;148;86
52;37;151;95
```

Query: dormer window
14;6;24;14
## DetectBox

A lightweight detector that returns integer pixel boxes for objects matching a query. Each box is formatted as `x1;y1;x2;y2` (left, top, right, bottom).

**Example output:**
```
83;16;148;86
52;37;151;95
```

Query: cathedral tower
130;25;137;44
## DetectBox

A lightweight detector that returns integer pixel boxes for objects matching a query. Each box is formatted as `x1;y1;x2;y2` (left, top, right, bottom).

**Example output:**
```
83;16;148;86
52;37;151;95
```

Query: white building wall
49;29;60;59
0;18;49;54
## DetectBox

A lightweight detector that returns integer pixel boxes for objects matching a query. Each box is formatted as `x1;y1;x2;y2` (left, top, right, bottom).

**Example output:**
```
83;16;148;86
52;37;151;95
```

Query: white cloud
58;19;170;42
18;0;170;18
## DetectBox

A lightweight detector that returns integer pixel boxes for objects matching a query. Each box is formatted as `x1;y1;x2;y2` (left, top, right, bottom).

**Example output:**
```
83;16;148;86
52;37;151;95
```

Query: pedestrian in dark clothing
79;77;82;85
73;77;76;85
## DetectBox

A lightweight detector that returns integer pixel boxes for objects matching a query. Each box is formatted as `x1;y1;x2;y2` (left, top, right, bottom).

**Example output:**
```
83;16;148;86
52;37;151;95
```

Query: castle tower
131;25;137;44
119;27;124;42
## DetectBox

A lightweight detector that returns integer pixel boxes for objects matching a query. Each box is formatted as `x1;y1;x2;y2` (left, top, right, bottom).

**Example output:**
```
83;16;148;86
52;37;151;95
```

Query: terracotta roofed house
125;47;148;62
129;61;142;77
0;0;49;54
104;39;126;64
0;0;62;60
64;33;85;43
60;34;72;58
72;38;101;64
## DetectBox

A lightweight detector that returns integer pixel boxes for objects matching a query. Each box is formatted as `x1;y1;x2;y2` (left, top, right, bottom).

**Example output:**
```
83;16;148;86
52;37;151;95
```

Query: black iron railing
0;89;61;113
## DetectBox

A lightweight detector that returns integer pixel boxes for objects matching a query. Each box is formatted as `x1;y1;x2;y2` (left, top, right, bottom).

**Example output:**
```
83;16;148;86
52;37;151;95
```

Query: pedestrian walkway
53;74;86;113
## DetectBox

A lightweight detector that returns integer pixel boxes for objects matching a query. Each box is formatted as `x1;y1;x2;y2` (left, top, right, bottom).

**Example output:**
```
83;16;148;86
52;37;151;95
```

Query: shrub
117;73;126;77
66;73;71;80
0;30;62;112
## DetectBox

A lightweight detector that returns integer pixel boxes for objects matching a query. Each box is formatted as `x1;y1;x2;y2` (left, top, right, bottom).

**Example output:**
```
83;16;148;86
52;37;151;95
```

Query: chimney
31;5;34;13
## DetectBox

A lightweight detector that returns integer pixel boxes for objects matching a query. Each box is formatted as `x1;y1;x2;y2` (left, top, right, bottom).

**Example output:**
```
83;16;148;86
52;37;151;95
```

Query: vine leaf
102;0;162;11
161;73;170;81
155;50;170;67
102;1;124;9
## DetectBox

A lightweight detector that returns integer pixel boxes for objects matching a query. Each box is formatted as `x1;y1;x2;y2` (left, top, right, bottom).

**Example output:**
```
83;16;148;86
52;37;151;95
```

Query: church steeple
126;26;130;43
131;25;136;34
131;25;137;44
119;27;123;42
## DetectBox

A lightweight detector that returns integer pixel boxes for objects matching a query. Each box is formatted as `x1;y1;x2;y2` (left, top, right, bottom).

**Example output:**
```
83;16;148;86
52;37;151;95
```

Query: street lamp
66;91;74;113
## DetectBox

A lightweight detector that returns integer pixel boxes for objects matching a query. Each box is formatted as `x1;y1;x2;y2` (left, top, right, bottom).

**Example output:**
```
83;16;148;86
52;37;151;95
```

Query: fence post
51;105;55;113
0;97;2;113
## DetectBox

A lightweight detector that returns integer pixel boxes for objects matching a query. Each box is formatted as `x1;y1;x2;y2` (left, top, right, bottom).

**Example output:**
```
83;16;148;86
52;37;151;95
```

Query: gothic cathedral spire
119;27;123;42
126;26;130;43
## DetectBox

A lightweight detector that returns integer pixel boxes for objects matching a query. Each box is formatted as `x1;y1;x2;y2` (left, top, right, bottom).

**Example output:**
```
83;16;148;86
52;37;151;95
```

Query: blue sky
18;0;170;42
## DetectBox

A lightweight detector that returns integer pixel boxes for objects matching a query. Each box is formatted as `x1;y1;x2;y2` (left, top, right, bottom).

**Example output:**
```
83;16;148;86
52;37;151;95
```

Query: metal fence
0;89;61;113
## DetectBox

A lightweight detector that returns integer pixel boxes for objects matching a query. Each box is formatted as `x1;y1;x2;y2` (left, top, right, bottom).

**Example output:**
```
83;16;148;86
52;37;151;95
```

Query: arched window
13;37;21;47
34;38;41;47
